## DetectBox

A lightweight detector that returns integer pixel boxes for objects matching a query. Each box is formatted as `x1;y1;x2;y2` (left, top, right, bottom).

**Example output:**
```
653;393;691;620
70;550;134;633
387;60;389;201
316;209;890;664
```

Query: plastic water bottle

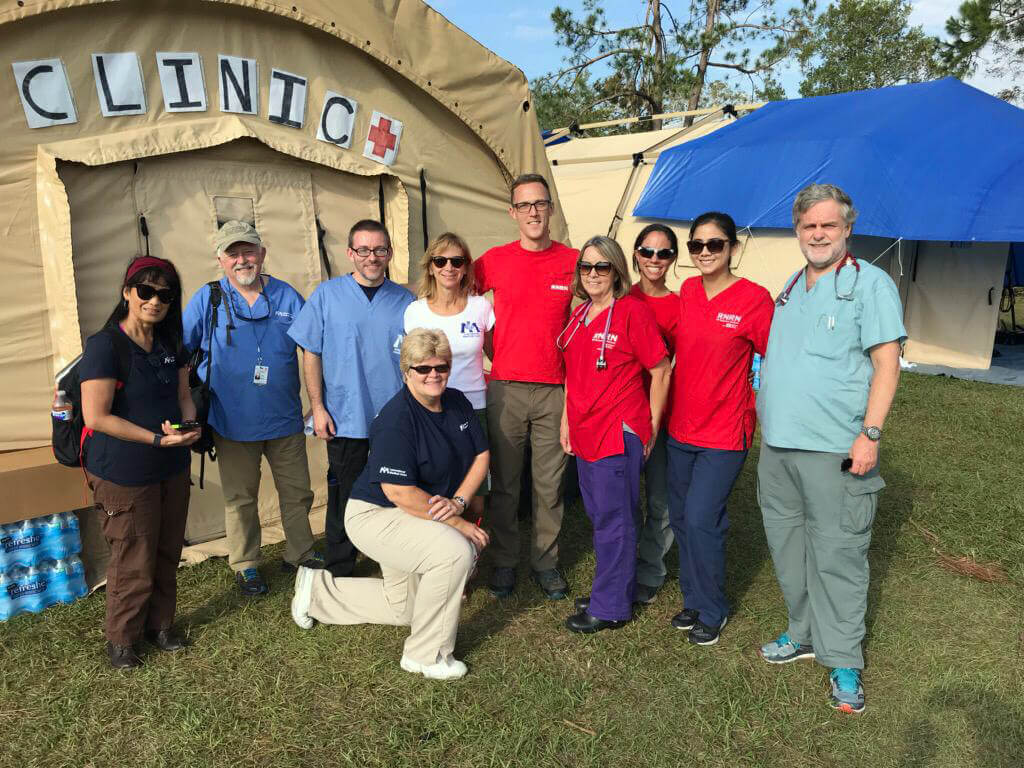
51;389;72;422
7;564;45;615
55;556;87;602
64;512;82;556
0;571;11;621
751;353;762;391
1;519;43;569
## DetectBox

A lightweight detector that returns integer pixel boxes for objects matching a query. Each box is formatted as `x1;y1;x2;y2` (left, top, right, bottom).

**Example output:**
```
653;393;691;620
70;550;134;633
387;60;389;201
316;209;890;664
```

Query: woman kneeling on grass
559;236;670;633
291;328;490;680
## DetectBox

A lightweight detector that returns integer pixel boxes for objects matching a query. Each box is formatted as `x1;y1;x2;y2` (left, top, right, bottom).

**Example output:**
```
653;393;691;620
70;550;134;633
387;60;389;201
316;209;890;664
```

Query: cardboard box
0;448;90;525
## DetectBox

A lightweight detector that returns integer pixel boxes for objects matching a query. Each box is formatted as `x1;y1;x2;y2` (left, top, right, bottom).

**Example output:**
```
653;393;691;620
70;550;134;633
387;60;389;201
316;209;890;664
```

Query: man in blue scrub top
289;219;415;577
755;184;905;715
184;220;320;597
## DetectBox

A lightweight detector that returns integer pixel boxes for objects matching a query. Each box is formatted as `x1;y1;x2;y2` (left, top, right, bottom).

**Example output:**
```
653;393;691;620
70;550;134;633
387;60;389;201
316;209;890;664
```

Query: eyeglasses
577;261;613;276
512;200;552;214
409;364;451;375
636;246;676;261
134;284;175;304
686;238;728;255
430;256;468;269
352;246;391;258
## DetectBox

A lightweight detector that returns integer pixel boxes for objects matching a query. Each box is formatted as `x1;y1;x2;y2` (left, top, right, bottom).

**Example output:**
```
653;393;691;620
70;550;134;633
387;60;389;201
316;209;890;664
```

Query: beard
234;266;259;286
800;241;846;270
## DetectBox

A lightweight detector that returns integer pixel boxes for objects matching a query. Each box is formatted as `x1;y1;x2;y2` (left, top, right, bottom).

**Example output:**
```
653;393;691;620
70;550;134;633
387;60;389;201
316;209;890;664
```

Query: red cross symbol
368;117;398;158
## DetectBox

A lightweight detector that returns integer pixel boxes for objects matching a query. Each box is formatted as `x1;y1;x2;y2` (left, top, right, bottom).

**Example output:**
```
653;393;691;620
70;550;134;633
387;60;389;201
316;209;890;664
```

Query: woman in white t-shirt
404;233;496;514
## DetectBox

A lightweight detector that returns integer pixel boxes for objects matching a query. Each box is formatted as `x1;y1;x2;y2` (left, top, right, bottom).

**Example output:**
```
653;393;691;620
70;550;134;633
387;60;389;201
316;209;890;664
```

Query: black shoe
488;566;516;598
671;608;699;631
532;568;569;600
566;611;629;634
688;616;728;646
574;597;590;614
281;552;326;573
106;642;142;669
235;567;269;596
144;628;187;652
634;583;659;605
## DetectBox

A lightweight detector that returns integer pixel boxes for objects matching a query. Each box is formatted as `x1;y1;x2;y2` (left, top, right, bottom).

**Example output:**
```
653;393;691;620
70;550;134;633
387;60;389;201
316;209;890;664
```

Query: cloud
512;24;553;42
908;0;960;31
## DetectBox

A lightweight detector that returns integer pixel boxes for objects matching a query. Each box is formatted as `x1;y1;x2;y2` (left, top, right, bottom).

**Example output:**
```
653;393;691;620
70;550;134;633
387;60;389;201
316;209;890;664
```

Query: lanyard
225;277;272;362
776;253;859;307
556;298;616;370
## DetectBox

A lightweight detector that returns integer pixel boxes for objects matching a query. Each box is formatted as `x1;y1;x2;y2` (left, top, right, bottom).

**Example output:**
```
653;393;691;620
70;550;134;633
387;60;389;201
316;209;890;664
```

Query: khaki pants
485;380;567;570
308;499;475;666
758;442;885;669
213;431;315;571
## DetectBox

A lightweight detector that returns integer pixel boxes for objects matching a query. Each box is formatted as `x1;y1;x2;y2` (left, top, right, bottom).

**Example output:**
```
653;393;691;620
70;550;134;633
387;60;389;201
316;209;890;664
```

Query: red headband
124;256;175;283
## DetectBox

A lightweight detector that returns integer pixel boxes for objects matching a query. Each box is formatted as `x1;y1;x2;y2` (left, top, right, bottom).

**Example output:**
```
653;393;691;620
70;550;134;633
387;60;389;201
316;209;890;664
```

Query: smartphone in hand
172;420;202;432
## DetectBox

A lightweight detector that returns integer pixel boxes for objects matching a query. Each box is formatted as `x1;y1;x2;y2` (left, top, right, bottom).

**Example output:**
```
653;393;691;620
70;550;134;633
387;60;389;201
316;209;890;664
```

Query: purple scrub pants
576;432;645;621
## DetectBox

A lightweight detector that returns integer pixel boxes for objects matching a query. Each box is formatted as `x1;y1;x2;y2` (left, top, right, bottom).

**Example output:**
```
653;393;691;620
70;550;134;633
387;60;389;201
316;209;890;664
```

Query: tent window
213;196;255;227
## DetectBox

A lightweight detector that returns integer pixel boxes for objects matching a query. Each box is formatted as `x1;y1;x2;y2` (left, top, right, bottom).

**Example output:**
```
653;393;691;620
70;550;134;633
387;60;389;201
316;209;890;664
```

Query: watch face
865;426;882;440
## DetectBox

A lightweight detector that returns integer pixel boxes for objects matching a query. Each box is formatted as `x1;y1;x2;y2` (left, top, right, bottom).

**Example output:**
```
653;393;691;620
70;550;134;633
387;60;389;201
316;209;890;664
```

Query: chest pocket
802;302;859;360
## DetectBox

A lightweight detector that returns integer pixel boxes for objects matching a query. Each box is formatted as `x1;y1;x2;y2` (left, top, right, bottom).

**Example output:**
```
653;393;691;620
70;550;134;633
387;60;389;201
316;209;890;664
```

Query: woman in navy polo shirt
290;328;490;681
79;256;200;669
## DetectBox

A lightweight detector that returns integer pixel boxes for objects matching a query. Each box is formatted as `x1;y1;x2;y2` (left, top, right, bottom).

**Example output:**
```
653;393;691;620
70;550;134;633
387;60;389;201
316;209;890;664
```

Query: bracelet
452;495;467;513
152;433;163;447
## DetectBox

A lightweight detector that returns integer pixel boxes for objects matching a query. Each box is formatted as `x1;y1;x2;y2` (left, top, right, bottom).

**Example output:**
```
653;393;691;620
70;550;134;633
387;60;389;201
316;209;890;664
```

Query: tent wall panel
903;242;1008;369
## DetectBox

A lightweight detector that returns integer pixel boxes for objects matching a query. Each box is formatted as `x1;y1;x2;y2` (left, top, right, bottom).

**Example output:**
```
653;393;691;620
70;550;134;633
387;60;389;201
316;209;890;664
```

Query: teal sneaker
759;632;816;664
829;668;865;714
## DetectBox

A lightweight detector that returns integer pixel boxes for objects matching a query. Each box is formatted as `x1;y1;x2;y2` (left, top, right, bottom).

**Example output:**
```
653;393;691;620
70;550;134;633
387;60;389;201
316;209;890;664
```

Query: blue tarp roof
632;78;1024;243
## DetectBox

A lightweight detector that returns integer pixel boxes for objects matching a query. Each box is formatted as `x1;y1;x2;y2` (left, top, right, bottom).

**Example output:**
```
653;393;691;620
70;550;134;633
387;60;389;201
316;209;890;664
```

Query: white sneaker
400;653;468;681
290;566;315;630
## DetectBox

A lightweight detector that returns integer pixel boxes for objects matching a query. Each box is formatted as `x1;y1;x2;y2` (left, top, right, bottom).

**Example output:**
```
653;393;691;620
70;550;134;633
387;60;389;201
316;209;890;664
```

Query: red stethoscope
557;299;616;371
777;253;860;307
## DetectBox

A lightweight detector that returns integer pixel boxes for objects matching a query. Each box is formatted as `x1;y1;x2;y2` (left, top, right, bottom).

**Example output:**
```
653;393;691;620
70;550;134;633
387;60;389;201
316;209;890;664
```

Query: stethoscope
776;252;860;307
556;299;616;370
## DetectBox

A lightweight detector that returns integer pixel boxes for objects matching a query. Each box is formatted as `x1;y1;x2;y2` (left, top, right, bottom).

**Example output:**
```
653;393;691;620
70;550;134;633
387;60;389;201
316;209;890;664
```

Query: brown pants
87;470;190;646
485;380;567;570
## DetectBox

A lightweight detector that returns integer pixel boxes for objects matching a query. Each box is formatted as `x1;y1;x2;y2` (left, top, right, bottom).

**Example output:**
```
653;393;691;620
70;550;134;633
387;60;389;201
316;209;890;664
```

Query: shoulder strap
204;280;221;388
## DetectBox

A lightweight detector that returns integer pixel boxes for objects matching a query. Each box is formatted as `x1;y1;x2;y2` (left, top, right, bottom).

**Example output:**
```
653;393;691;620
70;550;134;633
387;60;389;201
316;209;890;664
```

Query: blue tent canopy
632;78;1024;243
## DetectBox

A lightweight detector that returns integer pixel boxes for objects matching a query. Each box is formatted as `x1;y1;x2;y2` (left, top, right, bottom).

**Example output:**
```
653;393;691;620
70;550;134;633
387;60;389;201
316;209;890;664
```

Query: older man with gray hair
755;184;905;714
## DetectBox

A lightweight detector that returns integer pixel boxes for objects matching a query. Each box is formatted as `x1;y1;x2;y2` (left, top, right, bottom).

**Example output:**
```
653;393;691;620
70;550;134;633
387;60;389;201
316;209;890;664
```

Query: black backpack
52;329;133;467
187;281;223;488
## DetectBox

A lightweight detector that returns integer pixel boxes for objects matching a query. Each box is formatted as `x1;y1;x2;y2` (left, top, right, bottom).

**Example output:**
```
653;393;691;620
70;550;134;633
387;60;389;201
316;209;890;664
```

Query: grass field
2;373;1022;768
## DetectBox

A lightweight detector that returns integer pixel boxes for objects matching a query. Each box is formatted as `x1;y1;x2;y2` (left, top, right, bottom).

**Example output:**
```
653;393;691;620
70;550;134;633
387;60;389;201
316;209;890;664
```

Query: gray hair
792;184;858;229
571;235;632;301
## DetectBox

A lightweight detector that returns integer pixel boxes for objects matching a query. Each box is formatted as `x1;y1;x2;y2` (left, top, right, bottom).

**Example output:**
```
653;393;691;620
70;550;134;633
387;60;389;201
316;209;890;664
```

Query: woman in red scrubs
629;224;680;604
668;212;774;646
559;236;670;633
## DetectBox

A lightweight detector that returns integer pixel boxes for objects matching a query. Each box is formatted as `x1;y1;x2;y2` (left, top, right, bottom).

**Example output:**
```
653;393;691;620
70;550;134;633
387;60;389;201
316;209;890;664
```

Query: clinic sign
11;53;404;166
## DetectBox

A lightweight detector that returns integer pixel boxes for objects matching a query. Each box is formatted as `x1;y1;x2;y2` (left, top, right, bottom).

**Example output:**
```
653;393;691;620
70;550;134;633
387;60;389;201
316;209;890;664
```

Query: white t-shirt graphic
403;295;495;409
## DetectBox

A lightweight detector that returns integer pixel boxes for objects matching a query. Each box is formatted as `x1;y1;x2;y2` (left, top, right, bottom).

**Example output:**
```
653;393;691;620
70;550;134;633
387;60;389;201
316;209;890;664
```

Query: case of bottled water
0;511;86;621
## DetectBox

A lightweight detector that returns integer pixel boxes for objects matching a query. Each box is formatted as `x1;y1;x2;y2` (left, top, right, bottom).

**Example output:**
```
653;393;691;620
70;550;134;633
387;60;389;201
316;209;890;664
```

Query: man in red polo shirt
475;174;578;599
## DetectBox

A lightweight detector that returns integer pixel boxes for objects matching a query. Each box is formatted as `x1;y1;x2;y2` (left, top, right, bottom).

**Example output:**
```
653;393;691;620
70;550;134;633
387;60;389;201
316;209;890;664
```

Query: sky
424;0;1015;103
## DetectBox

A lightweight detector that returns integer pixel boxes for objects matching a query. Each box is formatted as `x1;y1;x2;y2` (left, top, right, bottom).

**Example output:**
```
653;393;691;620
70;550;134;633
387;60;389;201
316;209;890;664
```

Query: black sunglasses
409;364;451;375
636;246;676;261
577;261;613;276
134;284;176;304
686;238;728;255
431;256;468;269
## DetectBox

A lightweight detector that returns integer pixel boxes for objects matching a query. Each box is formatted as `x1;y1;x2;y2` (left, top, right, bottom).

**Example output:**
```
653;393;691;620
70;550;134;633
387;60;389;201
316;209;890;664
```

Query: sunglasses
409;364;451;375
431;256;468;269
577;261;613;276
686;239;728;255
134;284;176;304
636;246;676;261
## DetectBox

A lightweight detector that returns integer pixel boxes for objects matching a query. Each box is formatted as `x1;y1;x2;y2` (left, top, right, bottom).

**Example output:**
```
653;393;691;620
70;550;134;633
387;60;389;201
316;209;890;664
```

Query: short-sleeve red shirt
629;284;679;417
475;240;578;384
669;276;774;451
563;295;668;462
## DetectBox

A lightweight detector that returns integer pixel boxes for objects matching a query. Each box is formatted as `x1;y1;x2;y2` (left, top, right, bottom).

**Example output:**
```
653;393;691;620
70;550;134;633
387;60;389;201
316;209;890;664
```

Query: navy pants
667;438;748;628
576;433;644;621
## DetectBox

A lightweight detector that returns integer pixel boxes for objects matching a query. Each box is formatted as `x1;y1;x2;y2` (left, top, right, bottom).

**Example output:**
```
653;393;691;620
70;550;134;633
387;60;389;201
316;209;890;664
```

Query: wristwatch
861;425;882;441
153;433;164;447
452;495;467;513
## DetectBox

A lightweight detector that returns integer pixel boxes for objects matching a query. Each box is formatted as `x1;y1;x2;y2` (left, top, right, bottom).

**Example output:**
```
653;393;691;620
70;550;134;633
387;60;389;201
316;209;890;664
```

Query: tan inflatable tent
0;0;564;571
548;114;1008;370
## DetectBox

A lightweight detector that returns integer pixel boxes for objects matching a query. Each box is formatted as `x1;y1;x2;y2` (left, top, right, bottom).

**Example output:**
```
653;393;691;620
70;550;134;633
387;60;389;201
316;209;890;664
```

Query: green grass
2;373;1022;768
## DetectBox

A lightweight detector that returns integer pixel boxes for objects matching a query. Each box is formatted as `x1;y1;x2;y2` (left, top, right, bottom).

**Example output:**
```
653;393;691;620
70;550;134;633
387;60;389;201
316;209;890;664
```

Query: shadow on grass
896;685;1024;768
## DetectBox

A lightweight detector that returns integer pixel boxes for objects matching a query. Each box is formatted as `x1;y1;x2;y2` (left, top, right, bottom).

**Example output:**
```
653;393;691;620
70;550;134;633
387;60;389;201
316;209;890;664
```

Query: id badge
253;364;269;386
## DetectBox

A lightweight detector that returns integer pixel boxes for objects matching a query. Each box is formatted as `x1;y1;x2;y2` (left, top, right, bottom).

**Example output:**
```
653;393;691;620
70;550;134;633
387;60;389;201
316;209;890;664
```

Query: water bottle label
1;532;42;554
51;409;72;422
8;578;48;600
